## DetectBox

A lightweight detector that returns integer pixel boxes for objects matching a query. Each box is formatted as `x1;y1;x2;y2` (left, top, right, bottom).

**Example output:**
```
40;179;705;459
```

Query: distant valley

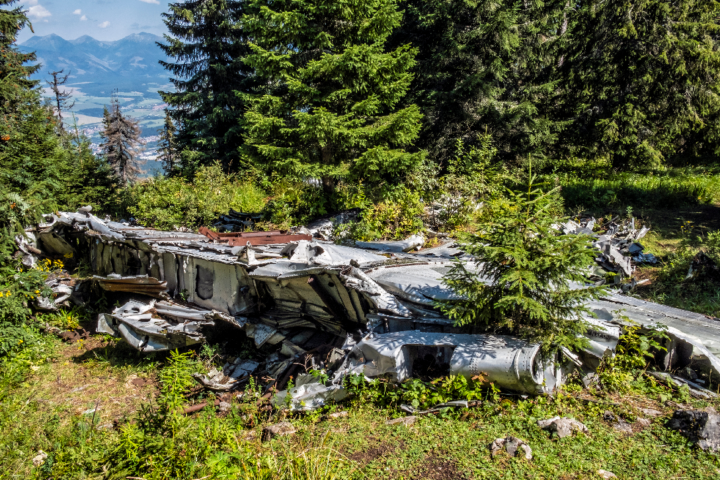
19;33;173;175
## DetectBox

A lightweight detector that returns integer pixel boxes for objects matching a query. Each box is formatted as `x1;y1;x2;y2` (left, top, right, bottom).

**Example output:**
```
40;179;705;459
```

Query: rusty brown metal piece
94;275;168;298
198;227;312;246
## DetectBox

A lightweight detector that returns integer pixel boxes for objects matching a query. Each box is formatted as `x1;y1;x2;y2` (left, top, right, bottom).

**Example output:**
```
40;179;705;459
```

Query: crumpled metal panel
349;331;562;394
356;234;425;253
106;299;214;352
366;263;463;305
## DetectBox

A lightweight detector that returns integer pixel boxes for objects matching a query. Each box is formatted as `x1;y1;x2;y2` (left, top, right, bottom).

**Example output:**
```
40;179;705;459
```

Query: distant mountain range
19;33;170;97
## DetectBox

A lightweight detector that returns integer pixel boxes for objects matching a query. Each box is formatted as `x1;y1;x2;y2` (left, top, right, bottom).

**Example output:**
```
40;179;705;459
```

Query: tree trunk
321;145;334;195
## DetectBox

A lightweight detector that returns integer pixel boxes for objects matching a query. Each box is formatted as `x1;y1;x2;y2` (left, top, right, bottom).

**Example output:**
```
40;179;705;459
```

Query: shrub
439;175;606;355
127;163;267;229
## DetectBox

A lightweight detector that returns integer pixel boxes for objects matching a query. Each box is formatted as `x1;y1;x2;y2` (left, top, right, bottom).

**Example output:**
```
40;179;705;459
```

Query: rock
638;408;662;418
32;450;48;467
597;469;617;479
635;418;651;428
328;411;349;419
537;416;589;438
604;410;633;433
385;416;417;426
613;421;633;433
218;401;232;413
666;407;720;452
490;436;532;460
262;421;296;442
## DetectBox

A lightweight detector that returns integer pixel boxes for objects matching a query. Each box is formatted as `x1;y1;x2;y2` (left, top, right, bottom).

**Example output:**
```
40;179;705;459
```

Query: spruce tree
158;111;178;174
159;0;255;176
100;95;145;185
440;174;605;355
556;0;720;169
387;0;568;165
241;0;425;194
0;1;115;259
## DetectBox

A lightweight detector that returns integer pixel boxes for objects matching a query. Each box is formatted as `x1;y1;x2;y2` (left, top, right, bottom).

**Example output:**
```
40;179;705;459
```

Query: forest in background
2;1;720;478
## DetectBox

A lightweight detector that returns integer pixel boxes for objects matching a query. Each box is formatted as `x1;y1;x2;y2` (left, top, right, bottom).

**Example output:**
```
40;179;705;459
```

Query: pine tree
556;0;720;169
241;0;425;194
157;111;178;174
159;0;255;176
387;0;568;166
46;69;75;132
100;95;145;185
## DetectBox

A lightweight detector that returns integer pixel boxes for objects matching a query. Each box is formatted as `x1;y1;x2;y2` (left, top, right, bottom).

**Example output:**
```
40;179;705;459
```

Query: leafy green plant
127;163;267;229
346;188;425;241
597;326;669;393
440;174;606;355
344;373;498;411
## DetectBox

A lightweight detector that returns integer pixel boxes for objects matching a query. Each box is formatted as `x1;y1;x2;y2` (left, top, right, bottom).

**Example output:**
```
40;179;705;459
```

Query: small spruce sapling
440;173;606;355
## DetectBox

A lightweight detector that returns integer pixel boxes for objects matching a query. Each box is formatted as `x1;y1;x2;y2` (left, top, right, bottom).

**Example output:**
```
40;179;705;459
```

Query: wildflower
64;252;73;259
35;290;39;294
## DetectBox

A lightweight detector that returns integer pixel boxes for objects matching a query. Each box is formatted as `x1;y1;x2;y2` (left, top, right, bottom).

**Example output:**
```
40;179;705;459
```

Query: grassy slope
1;336;719;479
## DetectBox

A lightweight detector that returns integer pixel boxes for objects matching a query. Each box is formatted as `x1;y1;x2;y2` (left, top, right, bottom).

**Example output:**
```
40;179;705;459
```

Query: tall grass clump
557;171;720;211
127;163;267;229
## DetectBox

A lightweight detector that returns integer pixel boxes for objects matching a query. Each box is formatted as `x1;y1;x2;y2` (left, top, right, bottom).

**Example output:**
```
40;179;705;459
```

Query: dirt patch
27;338;159;426
346;437;404;467
402;454;469;480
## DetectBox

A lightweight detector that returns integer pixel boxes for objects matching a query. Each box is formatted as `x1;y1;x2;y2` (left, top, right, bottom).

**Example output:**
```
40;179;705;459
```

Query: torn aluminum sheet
34;279;74;312
105;299;215;352
647;371;719;400
192;359;260;391
356;234;425;253
345;331;565;395
560;217;654;279
271;373;348;411
587;293;720;382
93;274;168;298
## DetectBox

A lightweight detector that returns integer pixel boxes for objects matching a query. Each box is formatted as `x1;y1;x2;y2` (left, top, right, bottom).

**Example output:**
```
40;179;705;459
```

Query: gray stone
32;450;47;467
490;436;532;460
635;418;651;428
597;469;617;479
385;416;417;426
638;408;662;418
666;407;720;452
537;416;589;438
261;421;296;442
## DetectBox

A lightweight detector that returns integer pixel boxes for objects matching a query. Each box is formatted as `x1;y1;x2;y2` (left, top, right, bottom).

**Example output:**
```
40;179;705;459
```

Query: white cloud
73;9;82;15
139;0;160;4
27;0;39;5
98;21;111;28
80;15;87;21
27;5;51;19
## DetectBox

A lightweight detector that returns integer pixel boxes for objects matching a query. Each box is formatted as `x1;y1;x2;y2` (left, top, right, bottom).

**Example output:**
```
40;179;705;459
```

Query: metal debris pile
15;208;720;411
561;216;658;281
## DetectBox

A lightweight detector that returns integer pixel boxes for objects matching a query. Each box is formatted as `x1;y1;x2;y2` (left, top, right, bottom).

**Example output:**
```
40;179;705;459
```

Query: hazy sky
17;0;172;43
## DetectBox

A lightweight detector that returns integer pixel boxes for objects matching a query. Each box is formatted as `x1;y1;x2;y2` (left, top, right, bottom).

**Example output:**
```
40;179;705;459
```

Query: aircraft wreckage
15;208;720;410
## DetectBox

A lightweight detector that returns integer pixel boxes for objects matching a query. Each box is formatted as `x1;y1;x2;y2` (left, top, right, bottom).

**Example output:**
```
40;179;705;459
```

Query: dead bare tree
100;93;146;185
46;69;75;131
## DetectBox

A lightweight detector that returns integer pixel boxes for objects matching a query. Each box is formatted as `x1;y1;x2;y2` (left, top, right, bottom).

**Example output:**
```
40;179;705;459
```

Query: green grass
1;334;719;480
554;170;720;211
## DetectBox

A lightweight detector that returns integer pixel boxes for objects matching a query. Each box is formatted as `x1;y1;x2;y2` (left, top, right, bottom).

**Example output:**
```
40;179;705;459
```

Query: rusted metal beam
198;227;312;245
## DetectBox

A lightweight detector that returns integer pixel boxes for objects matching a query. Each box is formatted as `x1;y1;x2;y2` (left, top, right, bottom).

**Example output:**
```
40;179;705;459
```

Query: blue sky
18;0;171;43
